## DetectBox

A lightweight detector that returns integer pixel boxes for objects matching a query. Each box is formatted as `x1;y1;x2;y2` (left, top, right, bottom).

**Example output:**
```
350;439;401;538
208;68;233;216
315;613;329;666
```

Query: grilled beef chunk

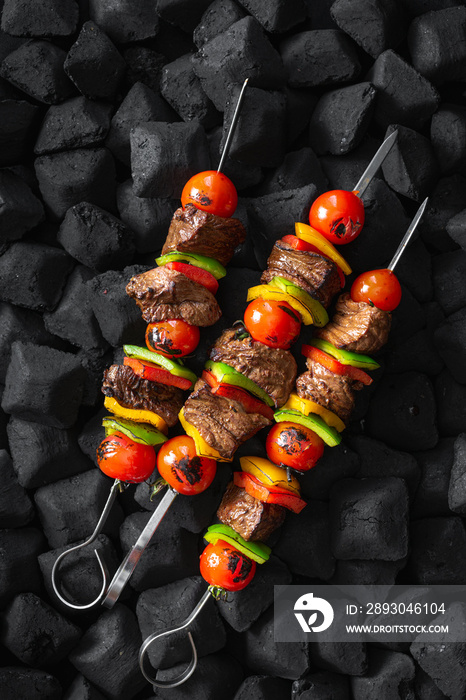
162;204;246;266
183;379;271;460
296;357;363;424
217;482;286;541
102;364;183;427
315;292;391;354
209;328;297;408
260;239;341;308
126;266;221;327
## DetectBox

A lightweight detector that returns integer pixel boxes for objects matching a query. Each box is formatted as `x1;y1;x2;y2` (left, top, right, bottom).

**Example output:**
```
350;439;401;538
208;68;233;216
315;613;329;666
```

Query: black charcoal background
0;0;465;698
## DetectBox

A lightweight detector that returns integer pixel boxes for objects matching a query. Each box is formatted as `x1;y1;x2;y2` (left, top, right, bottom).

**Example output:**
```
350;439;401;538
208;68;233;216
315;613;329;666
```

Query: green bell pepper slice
123;345;197;386
274;408;342;447
309;338;380;370
156;252;226;280
204;524;271;564
102;416;167;446
205;360;275;408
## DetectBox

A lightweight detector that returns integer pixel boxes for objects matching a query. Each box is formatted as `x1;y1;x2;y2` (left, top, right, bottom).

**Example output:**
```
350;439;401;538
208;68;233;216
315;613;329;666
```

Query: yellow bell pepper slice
239;456;301;495
246;284;328;327
283;392;346;433
295;222;352;275
104;397;168;434
179;408;231;462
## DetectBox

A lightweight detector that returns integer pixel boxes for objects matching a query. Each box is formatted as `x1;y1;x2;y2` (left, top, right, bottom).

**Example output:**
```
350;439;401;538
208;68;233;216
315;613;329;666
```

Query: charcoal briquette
381;124;438;202
0;40;74;104
422;174;466;252
77;348;114;407
401;0;460;15
247;184;317;269
284;86;318;147
431;105;466;175
434;306;466;384
2;592;81;666
0;169;44;243
1;0;79;38
35;97;112;155
309;635;368;676
123;47;167;94
208;127;263;191
87;264;148;347
0;667;62;700
0;449;34;527
331;558;407;586
88;0;159;44
241;607;310;679
433;250;466;316
34;468;124;548
350;648;415;700
0;98;40;166
385;327;444;376
408;6;466;84
365;371;438;451
233;675;291;700
409;516;466;583
44;266;109;354
0;527;44;605
394;237;433;304
447;208;466;251
35;147;116;221
154;652;243;700
299;442;359;501
348;435;420;499
136;576;226;669
2;341;85;428
331;0;405;58
191;16;285;111
38;534;121;613
69;604;146;700
116;179;176;254
160;54;219;128
448;433;466;515
280;29;360;89
130;121;210;198
236;0;306;33
215;555;291;633
320;135;381;190
193;0;246;48
330;477;410;560
274;500;335;579
106;82;176;166
7;416;92;488
411;438;454;518
134;465;231;533
414;666;449;700
63;673;107;700
64;22;126;101
293;673;350;700
119;512;199;591
435;369;466;436
156;0;212;33
78;406;107;466
309;82;376;156
256;147;328;197
410;602;466;699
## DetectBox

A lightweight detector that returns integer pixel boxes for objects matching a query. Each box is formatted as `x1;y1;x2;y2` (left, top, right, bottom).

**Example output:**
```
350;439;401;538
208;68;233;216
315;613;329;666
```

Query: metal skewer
388;198;428;272
352;130;398;198
217;78;248;174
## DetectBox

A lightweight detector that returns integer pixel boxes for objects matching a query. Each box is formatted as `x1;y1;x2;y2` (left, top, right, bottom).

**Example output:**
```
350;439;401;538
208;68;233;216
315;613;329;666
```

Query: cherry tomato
157;435;216;495
164;262;219;295
96;431;156;483
199;540;256;591
145;319;200;358
350;268;402;311
309;190;365;245
181;171;238;218
244;298;301;349
266;421;325;472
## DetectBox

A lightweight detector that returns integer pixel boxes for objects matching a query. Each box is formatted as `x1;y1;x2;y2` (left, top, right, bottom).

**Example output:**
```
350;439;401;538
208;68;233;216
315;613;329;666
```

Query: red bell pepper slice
123;357;193;390
281;235;345;287
302;345;373;385
233;472;307;514
164;261;219;295
201;371;274;420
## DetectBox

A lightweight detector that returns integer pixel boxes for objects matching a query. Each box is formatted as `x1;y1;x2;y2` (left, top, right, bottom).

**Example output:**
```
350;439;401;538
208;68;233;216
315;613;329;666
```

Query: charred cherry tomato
181;171;238;218
309;190;365;245
351;268;402;311
281;235;345;287
244;298;301;349
146;319;200;358
157;435;216;495
96;431;156;483
266;421;325;472
164;262;219;295
199;540;256;591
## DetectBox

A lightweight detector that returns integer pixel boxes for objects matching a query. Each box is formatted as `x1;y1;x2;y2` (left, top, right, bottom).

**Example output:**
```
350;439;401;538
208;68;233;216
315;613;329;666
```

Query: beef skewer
51;80;249;611
138;200;427;690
